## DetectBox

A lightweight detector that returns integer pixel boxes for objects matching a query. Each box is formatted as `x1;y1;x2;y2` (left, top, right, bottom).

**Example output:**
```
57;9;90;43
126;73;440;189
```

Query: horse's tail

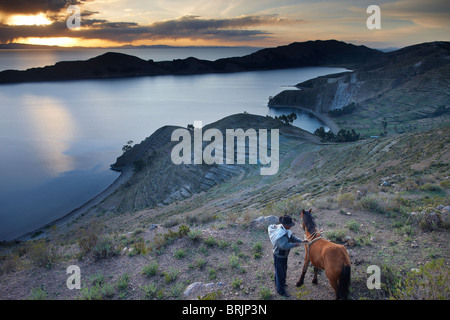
337;264;351;300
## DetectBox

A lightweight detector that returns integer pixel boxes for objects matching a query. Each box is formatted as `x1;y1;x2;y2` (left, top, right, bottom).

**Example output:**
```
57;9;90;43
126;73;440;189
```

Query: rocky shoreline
15;166;134;241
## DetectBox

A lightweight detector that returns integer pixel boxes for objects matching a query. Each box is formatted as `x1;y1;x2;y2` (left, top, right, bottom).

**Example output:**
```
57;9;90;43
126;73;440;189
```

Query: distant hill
0;43;66;50
0;40;383;84
0;43;257;50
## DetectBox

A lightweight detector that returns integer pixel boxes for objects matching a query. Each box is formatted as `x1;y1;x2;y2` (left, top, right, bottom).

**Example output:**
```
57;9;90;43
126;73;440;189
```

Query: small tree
275;112;297;125
122;140;133;153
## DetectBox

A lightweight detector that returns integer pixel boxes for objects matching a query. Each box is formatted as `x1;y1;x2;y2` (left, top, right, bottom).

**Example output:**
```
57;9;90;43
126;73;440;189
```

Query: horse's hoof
312;279;318;284
295;282;303;288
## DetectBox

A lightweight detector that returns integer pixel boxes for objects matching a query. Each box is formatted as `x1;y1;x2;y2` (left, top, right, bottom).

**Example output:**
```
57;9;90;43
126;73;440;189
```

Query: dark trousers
273;254;288;295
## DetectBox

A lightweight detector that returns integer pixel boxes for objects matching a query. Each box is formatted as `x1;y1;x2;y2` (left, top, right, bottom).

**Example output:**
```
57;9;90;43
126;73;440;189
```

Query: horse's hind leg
312;267;319;284
296;252;309;287
329;279;339;300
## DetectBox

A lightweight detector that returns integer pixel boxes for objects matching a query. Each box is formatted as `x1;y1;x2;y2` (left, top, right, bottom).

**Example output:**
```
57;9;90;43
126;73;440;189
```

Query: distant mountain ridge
0;40;383;84
0;43;258;50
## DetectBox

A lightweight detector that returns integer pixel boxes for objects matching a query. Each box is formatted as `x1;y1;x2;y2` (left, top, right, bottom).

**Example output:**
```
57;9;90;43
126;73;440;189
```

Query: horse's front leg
296;250;309;287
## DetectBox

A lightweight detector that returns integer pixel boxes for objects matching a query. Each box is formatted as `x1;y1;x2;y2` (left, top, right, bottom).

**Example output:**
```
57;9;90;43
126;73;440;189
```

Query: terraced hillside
1;112;448;301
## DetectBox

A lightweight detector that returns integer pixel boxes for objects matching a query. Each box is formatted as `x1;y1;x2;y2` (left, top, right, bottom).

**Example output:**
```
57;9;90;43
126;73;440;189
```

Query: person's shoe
278;291;290;297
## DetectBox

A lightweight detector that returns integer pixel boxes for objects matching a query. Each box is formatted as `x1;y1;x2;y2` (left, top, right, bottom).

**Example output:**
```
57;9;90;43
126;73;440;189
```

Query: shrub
170;283;184;298
259;286;273;300
93;237;116;260
314;127;360;142
177;225;190;237
377;262;402;298
266;195;305;216
174;248;186;259
337;192;355;208
229;254;240;268
100;283;116;299
295;286;310;300
29;286;48;300
232;277;243;289
252;241;263;259
188;230;202;242
185;214;200;226
27;240;58;268
116;273;130;293
218;239;230;249
326;228;347;243
89;272;105;286
274;112;297;125
355;196;385;214
346;219;360;232
79;285;103;300
440;180;450;189
354;235;372;246
1;254;23;274
130;237;147;255
78;279;116;300
163;268;179;283
393;259;449;300
328;103;357;117
198;291;222;300
141;283;158;299
195;257;206;269
208;268;216;280
204;236;217;247
418;212;443;231
149;225;190;253
419;183;445;194
77;223;102;255
142;262;159;277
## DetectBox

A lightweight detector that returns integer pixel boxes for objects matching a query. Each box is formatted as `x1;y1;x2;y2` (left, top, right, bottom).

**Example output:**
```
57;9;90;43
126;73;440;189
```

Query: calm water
0;48;347;240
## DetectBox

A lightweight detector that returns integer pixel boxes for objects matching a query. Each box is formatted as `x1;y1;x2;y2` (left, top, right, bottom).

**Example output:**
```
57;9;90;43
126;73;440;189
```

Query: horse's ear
308;208;312;213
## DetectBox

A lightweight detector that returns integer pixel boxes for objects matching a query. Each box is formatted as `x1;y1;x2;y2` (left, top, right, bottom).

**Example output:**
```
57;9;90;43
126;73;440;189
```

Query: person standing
268;214;307;297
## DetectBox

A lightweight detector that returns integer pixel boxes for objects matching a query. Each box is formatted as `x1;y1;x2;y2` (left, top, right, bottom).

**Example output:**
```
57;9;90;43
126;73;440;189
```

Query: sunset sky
0;0;448;48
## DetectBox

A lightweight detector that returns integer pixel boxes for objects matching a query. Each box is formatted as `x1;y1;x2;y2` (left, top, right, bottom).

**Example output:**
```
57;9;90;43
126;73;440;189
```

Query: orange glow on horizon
15;37;275;48
18;37;78;47
7;14;52;26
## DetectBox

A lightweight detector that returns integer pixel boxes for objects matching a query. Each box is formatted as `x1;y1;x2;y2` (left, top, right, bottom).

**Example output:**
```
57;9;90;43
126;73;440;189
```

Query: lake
0;48;347;240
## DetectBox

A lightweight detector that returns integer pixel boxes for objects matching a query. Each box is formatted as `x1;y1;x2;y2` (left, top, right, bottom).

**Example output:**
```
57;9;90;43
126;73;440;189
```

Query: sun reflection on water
23;95;76;176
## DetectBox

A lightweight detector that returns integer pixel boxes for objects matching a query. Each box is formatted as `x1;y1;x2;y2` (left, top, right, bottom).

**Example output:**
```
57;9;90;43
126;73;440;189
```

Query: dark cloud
0;15;279;43
80;10;99;17
0;0;83;14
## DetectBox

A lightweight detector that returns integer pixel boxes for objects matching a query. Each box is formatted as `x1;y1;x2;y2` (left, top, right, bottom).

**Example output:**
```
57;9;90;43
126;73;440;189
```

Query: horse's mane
302;210;317;234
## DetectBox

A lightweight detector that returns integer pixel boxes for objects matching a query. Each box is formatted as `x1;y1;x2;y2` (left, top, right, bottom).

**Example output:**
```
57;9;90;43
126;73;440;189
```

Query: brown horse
296;209;351;300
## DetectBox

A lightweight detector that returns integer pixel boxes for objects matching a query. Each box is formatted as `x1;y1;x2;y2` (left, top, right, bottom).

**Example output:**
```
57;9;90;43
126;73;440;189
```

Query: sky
0;0;448;48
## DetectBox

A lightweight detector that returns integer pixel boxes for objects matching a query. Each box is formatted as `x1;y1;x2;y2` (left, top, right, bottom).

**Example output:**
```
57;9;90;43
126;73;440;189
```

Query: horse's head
300;209;313;233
